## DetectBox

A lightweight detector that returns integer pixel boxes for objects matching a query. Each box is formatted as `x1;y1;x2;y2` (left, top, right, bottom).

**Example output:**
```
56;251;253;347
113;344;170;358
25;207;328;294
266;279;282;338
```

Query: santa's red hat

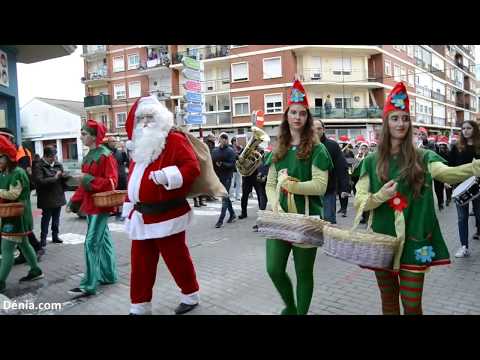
287;79;309;108
437;136;449;145
418;127;428;134
355;135;366;144
384;82;409;119
82;120;106;147
125;96;174;143
428;135;437;143
338;135;350;144
0;135;18;162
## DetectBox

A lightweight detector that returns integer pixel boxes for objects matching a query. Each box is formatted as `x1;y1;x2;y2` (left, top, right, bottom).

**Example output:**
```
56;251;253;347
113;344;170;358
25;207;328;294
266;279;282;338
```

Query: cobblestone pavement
1;192;480;315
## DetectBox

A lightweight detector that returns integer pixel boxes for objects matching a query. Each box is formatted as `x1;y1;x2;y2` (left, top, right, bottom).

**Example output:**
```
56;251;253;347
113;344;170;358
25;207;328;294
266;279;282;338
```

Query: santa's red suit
123;96;201;315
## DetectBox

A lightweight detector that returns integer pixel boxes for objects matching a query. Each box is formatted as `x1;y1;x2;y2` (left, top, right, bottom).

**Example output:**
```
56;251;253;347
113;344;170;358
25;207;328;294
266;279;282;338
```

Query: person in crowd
229;137;243;202
105;137;130;221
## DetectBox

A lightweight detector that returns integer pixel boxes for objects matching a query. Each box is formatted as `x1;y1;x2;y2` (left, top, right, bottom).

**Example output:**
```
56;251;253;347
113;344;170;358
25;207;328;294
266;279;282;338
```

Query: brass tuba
236;126;270;176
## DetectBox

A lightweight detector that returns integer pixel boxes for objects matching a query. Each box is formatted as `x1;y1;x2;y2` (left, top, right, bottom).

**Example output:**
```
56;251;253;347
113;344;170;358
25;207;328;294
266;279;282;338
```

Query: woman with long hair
264;80;332;315
354;82;480;315
449;120;480;258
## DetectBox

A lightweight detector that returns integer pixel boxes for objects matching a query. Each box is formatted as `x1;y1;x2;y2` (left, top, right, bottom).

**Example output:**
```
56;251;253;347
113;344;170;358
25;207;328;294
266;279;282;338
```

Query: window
410;99;415;115
400;66;406;82
333;57;352;75
116;112;127;128
334;97;352;109
113;56;124;72
114;83;126;100
408;70;415;86
393;64;401;82
128;53;140;70
263;57;282;79
407;45;414;58
232;96;250;116
100;114;108;127
128;81;141;98
384;59;392;76
264;93;283;114
231;62;249;81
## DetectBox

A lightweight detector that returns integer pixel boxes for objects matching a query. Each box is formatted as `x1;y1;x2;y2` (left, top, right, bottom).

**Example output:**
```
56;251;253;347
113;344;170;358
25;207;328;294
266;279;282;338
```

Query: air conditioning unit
311;72;321;80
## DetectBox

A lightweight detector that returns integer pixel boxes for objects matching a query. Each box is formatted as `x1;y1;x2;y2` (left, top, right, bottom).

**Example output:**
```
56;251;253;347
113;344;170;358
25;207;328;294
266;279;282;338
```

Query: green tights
266;239;317;315
0;237;40;283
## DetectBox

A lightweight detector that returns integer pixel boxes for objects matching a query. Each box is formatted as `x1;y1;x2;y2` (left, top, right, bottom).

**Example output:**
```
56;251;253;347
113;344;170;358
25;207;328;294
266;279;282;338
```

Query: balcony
84;94;111;110
416;85;432;98
138;56;171;74
431;91;446;102
205;111;232;126
415;57;430;71
309;107;383;119
300;69;323;82
82;45;107;62
81;68;110;86
415;113;432;124
204;79;230;93
172;45;230;65
432;116;446;126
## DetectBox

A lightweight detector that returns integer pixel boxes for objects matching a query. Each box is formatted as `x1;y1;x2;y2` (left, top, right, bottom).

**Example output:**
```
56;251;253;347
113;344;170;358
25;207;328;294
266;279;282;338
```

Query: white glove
149;170;168;186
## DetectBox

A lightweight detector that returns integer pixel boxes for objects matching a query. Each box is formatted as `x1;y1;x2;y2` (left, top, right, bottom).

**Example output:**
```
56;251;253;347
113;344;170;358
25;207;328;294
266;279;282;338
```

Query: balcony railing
416;85;432;98
300;69;323;81
432;116;446;126
172;45;230;64
205;111;232;126
139;54;171;70
204;79;230;92
415;113;432;124
84;94;111;108
431;91;446;102
309;107;383;119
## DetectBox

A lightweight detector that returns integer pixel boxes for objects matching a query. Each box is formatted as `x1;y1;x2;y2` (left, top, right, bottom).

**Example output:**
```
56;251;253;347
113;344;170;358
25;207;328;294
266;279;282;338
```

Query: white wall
21;99;82;140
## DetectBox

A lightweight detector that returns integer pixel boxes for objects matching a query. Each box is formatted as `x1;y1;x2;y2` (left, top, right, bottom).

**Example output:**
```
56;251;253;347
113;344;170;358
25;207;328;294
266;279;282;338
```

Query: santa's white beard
131;126;170;164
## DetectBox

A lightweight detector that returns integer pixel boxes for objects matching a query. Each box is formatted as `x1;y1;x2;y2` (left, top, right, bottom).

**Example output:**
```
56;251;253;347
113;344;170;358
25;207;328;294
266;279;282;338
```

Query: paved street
1;191;480;315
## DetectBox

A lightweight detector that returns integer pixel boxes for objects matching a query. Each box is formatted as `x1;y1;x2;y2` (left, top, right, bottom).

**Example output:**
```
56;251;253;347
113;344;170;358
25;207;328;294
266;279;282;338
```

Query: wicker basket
256;179;329;246
92;190;127;208
0;202;25;218
322;202;400;269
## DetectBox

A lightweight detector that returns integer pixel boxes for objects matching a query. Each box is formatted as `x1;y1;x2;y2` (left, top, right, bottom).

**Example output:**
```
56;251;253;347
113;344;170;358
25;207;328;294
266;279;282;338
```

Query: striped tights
374;270;425;315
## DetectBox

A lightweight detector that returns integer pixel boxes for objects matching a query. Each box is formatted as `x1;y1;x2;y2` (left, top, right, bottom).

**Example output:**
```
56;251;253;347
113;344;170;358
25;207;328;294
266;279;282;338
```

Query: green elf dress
0;166;42;291
264;143;332;315
355;148;480;313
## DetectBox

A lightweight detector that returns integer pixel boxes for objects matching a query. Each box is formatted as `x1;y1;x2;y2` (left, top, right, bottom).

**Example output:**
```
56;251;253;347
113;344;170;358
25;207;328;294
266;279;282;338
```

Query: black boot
199;197;207;206
52;234;63;244
239;213;248;219
193;198;200;207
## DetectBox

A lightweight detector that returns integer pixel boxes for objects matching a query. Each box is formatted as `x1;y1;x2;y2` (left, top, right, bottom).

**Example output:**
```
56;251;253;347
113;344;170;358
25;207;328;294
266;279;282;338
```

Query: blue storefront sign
184;91;202;104
185;103;203;113
184;114;205;125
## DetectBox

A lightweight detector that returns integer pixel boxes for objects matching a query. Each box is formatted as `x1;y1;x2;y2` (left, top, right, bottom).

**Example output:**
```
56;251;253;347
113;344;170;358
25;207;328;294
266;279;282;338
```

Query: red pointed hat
355;135;366;143
384;82;410;119
126;98;141;140
83;119;106;147
437;136;449;145
0;135;17;162
339;135;350;143
418;127;427;134
287;79;309;108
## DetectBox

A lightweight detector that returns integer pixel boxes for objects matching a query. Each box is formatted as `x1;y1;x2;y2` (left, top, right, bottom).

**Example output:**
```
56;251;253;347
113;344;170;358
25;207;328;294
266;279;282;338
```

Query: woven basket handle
273;176;309;216
109;178;115;191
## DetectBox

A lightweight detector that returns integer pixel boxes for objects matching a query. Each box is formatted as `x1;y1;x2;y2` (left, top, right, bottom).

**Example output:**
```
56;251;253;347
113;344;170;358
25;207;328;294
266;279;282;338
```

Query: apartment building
83;45;477;143
82;45;173;137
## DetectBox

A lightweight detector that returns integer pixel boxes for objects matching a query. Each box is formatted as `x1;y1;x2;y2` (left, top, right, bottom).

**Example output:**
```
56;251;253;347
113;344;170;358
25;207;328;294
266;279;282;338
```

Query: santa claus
123;96;201;315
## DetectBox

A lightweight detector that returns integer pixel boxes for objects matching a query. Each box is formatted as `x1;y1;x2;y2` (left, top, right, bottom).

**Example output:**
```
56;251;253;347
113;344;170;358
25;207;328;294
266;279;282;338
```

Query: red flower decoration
387;192;408;212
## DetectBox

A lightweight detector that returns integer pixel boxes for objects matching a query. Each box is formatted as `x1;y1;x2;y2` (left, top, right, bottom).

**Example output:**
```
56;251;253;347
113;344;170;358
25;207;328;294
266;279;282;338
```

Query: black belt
133;198;188;215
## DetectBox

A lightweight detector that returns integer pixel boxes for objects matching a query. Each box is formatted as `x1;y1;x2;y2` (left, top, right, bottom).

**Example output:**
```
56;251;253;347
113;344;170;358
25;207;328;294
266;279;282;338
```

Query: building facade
82;45;477;143
20;97;86;170
0;45;76;144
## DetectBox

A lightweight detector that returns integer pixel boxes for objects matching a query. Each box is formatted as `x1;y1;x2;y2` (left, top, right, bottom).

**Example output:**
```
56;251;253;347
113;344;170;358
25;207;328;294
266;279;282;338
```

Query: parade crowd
1;79;479;316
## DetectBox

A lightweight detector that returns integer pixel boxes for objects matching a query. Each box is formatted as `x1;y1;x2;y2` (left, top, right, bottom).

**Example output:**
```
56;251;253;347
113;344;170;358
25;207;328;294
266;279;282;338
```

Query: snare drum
452;176;480;206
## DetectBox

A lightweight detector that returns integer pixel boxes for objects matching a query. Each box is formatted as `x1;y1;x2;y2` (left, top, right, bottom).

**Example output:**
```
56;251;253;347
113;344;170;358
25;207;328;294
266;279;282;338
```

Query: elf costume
0;136;43;292
67;120;118;296
122;96;201;315
354;82;480;314
264;80;333;315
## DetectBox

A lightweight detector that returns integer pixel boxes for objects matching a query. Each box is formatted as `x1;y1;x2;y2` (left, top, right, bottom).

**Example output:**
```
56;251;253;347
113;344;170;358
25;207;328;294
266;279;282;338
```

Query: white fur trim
128;162;148;204
125;210;193;240
161;166;183;190
180;292;200;305
125;140;134;150
130;302;152;315
122;202;134;218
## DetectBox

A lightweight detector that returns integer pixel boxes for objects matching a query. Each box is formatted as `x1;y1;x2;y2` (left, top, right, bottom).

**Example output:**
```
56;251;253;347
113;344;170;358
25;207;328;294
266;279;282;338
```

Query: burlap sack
173;127;227;198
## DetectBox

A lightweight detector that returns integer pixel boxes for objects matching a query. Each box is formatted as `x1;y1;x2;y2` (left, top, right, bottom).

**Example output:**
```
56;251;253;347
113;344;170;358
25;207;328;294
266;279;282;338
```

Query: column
34;140;44;157
76;137;83;165
56;139;63;162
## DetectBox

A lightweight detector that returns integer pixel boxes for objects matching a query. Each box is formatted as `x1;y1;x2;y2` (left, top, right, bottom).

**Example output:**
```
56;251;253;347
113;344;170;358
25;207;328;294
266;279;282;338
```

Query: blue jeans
456;197;480;248
218;176;235;224
323;192;337;224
